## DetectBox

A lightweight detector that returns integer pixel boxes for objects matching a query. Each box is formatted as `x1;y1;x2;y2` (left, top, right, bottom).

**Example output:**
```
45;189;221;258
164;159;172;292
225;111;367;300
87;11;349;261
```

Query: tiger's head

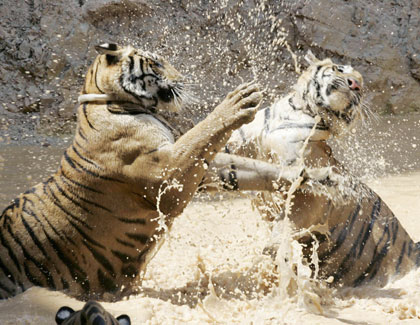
80;43;189;112
294;51;368;135
55;301;130;325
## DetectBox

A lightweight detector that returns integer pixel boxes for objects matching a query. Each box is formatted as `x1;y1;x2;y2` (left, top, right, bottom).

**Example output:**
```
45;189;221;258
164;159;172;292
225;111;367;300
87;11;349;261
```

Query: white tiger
226;51;420;287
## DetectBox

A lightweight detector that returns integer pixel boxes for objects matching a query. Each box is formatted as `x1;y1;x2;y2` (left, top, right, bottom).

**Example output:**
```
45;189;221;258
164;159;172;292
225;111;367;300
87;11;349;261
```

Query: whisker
363;102;378;124
353;100;376;127
171;89;182;109
178;82;199;87
175;84;198;105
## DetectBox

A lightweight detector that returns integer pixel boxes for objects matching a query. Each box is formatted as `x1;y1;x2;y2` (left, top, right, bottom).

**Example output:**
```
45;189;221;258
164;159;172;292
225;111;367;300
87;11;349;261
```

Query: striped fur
0;43;264;300
227;52;420;287
55;301;130;325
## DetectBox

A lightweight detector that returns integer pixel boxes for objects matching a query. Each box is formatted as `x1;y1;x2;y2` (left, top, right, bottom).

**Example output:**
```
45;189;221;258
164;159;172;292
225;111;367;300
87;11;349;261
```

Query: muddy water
0;115;419;324
0;145;67;208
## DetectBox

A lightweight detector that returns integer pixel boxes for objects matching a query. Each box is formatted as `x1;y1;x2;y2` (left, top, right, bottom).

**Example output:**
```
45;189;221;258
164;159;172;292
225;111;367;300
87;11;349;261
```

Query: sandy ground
0;172;419;324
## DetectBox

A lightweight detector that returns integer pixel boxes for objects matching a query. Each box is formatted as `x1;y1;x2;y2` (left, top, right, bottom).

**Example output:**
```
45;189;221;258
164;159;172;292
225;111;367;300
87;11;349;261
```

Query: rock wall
0;0;419;133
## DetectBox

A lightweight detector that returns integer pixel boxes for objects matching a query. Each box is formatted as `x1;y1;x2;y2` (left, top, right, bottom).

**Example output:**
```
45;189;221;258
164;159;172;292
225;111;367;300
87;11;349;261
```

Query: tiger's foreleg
124;82;263;216
200;153;292;191
159;83;263;215
200;153;344;194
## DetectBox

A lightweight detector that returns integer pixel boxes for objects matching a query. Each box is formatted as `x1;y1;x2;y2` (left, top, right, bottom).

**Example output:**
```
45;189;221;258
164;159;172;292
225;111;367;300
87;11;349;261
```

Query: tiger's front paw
215;81;263;128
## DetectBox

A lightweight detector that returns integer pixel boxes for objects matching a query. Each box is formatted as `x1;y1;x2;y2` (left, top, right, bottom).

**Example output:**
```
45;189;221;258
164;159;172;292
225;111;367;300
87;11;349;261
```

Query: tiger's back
0;105;166;299
0;44;187;300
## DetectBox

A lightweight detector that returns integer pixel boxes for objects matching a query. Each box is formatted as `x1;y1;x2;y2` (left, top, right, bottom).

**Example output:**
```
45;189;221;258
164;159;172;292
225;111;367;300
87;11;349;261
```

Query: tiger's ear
55;306;75;324
304;50;320;65
95;43;120;55
117;314;131;325
95;43;122;64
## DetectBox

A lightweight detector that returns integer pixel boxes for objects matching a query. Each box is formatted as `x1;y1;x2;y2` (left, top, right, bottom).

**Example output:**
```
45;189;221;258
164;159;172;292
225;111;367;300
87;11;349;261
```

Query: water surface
0;115;419;324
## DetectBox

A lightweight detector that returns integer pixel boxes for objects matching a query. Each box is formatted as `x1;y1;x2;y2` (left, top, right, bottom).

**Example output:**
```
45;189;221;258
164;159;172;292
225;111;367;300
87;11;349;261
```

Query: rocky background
0;0;419;138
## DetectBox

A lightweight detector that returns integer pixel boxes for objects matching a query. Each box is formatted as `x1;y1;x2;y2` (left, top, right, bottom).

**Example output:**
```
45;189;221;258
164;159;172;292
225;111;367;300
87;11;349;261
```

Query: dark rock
0;0;419;134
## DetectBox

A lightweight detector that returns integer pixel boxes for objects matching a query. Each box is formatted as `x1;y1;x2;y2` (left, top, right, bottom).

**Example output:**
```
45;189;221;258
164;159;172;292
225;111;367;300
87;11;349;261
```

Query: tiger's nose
347;78;361;91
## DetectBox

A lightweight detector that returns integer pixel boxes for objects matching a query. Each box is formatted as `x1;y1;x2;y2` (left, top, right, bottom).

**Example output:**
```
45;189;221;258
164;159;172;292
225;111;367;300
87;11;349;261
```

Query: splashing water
154;179;184;234
257;114;334;316
1;1;420;324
